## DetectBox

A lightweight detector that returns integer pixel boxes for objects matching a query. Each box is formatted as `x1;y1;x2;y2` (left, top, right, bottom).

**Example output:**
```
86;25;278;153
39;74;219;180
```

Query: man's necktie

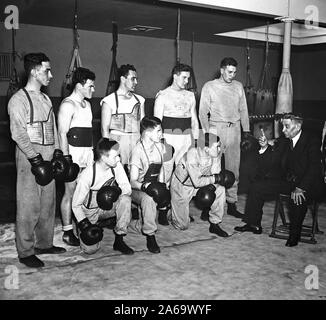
290;139;294;150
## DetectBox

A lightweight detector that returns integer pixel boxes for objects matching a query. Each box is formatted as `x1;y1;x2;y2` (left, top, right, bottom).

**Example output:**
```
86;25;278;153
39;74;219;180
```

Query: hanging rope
176;8;181;66
258;23;272;92
62;0;82;97
244;38;256;115
253;22;275;140
187;32;198;96
106;22;119;95
6;29;20;103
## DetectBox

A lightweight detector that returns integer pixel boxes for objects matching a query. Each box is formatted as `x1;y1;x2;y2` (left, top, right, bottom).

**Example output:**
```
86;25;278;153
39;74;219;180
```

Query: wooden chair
269;194;323;244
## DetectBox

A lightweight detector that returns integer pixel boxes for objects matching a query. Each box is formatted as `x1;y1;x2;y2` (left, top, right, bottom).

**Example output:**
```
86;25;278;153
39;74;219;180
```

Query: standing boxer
129;116;171;254
101;64;145;170
72;138;133;255
57;67;96;246
199;57;250;218
154;63;199;180
8;53;66;268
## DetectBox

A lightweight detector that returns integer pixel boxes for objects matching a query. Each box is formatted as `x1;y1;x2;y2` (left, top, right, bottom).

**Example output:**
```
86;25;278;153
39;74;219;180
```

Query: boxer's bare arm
101;101;112;138
190;96;199;139
140;101;145;120
130;165;143;190
153;93;164;120
58;100;74;155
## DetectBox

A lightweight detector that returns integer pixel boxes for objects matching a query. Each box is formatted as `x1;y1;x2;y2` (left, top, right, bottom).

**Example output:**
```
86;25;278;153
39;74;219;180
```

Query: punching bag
106;22;119;96
275;19;294;138
6;29;20;104
62;0;82;98
253;23;275;140
244;41;256;116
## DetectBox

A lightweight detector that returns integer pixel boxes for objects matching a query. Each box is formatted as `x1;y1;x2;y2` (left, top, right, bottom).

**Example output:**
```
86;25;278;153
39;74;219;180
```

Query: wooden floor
1;193;325;300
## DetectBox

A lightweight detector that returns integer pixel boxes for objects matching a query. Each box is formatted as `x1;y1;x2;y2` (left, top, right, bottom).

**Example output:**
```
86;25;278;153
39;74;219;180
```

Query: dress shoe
200;208;209;221
113;235;134;255
19;255;44;268
285;236;299;247
209;223;229;237
158;209;169;226
146;235;160;254
227;202;244;219
234;224;262;234
62;230;80;246
34;246;67;255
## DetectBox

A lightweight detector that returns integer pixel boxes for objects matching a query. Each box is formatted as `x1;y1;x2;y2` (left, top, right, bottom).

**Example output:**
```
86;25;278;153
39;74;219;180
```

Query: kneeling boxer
72;138;134;255
170;132;235;237
129;116;172;254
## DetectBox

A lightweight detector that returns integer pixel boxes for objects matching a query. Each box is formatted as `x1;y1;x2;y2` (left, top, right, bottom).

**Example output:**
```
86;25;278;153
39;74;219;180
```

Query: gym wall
0;23;281;98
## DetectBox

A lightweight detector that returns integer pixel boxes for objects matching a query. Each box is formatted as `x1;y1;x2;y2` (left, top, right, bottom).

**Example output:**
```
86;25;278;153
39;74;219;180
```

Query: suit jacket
282;131;324;198
252;132;324;199
253;144;284;181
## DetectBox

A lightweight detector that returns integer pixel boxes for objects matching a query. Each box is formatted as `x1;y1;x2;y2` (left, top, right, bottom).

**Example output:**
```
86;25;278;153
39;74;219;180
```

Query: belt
209;120;238;127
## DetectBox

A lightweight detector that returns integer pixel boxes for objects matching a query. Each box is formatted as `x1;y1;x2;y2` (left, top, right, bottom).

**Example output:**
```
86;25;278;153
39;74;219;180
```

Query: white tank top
63;98;93;128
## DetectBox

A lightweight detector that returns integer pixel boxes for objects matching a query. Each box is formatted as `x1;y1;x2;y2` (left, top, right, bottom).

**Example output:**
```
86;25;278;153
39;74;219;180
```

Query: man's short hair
71;67;95;90
95;138;119;161
220;57;238;69
281;112;304;125
24;52;50;75
172;63;192;76
118;64;136;78
140;116;161;135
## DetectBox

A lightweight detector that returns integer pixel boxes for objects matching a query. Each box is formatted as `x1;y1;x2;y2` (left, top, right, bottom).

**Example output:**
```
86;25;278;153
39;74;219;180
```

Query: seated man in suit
235;113;324;247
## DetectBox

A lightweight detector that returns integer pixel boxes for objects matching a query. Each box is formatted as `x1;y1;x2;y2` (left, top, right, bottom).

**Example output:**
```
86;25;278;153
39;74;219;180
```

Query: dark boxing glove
51;149;69;181
195;184;216;210
78;218;103;246
97;184;122;210
63;155;80;182
28;154;54;186
141;181;171;209
214;170;235;189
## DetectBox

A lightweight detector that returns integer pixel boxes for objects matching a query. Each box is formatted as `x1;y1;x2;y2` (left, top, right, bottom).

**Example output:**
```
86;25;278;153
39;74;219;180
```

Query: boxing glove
63;155;80;182
28;154;54;186
214;170;235;189
51;149;69;181
78;218;103;246
141;181;171;208
97;185;122;210
195;184;216;210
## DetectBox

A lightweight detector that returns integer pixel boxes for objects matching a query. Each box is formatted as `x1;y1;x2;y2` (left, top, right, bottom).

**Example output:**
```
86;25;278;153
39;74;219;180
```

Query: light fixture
125;25;162;32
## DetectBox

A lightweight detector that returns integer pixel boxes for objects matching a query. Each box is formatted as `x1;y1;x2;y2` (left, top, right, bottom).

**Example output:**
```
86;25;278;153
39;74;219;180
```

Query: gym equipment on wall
6;29;20;104
187;32;198;96
253;23;275;140
62;0;82;98
244;39;256;116
106;22;119;96
274;18;294;137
